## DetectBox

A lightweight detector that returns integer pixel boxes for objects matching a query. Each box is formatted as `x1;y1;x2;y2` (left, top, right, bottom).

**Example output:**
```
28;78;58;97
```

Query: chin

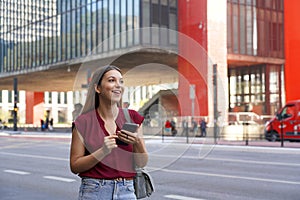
111;99;121;104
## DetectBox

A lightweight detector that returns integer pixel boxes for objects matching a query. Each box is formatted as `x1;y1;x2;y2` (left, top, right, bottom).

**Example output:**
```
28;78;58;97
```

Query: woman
70;65;148;200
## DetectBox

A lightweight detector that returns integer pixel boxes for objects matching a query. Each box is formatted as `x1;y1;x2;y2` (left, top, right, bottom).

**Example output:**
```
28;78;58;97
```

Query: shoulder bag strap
123;108;132;123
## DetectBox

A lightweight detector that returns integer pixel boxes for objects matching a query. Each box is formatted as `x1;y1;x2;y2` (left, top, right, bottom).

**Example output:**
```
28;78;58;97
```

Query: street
0;135;300;200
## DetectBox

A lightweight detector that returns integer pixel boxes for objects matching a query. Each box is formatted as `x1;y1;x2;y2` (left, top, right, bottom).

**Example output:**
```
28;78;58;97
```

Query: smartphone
122;122;138;132
116;122;138;146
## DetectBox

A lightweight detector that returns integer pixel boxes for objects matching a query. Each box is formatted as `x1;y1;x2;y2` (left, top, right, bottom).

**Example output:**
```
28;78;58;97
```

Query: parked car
222;112;264;141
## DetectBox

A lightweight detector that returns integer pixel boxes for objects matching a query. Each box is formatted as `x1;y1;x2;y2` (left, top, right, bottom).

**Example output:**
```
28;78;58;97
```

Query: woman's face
97;69;124;103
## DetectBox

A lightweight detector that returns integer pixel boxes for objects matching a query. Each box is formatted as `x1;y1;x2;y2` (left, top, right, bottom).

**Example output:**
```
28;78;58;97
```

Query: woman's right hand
102;135;118;155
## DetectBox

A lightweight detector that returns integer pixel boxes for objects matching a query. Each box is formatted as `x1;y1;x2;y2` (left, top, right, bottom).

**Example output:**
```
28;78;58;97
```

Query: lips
112;90;122;95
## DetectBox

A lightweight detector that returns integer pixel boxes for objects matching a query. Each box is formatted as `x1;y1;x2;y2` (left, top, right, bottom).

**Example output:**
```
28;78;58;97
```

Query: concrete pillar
207;0;228;124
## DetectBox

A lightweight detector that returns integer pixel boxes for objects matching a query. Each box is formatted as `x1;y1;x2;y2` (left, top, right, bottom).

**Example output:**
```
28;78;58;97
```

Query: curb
1;131;300;148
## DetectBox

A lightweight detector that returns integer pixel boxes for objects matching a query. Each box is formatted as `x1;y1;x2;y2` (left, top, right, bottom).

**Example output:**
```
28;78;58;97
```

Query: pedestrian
70;65;148;200
72;103;83;121
191;117;198;135
0;119;7;129
200;118;207;137
48;118;54;131
181;119;188;135
164;119;172;135
170;119;177;136
43;110;51;131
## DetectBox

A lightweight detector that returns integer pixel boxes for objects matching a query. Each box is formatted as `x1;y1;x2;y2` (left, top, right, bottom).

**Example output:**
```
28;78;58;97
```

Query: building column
207;0;228;123
25;92;44;126
177;0;208;117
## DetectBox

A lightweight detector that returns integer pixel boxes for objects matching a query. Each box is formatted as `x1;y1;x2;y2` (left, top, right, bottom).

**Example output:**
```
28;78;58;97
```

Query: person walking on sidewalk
70;65;148;200
200;118;207;137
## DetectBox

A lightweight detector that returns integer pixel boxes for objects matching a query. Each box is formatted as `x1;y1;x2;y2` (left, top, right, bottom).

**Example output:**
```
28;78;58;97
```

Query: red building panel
284;0;300;101
177;0;208;116
25;92;44;124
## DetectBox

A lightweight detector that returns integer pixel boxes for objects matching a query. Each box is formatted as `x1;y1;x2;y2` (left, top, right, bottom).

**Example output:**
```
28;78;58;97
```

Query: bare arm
69;127;118;174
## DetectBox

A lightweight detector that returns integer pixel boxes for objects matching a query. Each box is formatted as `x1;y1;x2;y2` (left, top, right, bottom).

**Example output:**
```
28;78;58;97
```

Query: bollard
243;122;249;146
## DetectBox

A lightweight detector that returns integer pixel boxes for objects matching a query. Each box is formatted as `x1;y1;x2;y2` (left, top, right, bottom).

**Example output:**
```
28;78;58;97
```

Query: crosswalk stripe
165;194;205;200
43;175;76;182
4;169;30;175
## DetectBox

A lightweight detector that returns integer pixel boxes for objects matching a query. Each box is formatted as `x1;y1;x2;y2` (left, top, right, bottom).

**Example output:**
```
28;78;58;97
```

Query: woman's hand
117;130;139;145
102;135;118;155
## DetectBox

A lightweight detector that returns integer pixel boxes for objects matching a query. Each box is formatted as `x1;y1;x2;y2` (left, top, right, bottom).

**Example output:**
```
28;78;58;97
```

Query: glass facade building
227;0;284;115
0;0;178;73
0;0;294;124
0;0;178;124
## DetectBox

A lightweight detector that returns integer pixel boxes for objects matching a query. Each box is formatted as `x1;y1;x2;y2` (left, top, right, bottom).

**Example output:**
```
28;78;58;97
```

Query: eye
108;78;115;82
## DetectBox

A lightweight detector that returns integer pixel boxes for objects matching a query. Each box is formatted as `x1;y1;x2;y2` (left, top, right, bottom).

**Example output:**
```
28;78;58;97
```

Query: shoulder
76;110;95;122
74;110;97;132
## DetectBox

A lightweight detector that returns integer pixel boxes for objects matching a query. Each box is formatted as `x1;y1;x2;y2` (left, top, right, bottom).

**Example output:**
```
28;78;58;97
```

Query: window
49;92;52;104
227;0;283;58
58;92;61;104
281;105;295;119
64;92;67;104
8;91;13;103
229;65;266;113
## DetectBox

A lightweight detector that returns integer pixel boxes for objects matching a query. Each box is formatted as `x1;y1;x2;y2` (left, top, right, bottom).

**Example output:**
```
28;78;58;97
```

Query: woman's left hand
117;130;139;145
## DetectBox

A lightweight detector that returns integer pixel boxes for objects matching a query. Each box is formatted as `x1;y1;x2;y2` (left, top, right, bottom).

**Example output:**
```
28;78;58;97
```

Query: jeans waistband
82;177;133;183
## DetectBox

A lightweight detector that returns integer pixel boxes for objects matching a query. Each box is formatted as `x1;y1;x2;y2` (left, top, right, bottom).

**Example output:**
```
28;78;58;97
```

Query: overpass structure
0;46;178;92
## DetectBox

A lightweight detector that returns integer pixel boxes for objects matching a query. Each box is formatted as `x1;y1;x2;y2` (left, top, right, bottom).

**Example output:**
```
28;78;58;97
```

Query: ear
94;84;101;94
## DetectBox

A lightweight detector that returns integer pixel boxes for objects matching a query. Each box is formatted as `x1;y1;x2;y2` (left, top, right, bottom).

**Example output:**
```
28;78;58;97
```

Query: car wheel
270;133;278;142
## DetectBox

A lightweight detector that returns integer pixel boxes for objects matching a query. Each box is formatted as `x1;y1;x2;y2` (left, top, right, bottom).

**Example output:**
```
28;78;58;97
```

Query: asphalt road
0;135;300;200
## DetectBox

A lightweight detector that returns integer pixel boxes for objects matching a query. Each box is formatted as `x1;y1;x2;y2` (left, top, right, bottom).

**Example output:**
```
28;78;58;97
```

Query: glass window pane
103;0;109;52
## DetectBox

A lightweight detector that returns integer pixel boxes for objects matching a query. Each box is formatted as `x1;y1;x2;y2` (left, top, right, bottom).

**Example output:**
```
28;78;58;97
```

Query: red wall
178;0;208;116
25;92;44;124
284;0;300;101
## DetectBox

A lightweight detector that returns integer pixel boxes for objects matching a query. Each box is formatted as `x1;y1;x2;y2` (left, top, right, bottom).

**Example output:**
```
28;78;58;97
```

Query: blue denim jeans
78;177;136;200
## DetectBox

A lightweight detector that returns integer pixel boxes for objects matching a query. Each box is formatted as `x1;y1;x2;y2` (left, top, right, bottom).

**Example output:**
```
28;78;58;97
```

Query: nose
115;79;123;88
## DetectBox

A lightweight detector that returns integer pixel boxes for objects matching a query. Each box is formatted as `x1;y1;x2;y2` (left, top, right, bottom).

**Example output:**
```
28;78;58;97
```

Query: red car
265;100;300;142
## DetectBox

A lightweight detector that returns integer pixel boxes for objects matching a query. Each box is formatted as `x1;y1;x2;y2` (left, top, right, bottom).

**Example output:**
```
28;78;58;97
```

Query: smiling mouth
112;90;122;95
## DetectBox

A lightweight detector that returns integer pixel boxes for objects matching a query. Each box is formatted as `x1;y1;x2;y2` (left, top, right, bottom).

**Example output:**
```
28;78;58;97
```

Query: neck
97;103;118;120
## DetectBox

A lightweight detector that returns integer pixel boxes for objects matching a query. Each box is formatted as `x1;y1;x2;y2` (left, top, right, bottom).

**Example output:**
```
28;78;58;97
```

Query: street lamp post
213;64;218;144
13;78;18;131
189;84;195;143
280;118;284;147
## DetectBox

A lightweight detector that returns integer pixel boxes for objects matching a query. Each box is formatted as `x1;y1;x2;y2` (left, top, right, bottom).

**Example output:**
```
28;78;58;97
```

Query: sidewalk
1;129;300;148
0;129;72;140
149;135;300;148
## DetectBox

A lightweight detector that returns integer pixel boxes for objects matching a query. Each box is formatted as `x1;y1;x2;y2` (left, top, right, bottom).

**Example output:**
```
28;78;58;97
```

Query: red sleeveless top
74;108;144;179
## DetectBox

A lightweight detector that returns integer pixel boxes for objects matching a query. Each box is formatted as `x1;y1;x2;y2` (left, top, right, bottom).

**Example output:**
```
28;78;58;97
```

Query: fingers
117;131;138;144
103;135;118;154
104;135;118;147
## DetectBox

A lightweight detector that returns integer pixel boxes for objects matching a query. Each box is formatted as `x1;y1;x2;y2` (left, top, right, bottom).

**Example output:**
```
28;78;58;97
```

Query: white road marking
165;194;205;200
149;167;300;185
2;150;299;168
0;152;68;161
4;169;30;175
151;154;300;167
43;176;76;183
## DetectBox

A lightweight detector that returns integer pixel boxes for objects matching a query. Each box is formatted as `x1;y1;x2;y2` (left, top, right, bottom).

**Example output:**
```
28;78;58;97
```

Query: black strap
123;108;132;123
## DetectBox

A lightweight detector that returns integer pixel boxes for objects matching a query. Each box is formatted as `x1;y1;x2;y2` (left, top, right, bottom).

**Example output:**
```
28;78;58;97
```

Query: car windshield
281;104;296;119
